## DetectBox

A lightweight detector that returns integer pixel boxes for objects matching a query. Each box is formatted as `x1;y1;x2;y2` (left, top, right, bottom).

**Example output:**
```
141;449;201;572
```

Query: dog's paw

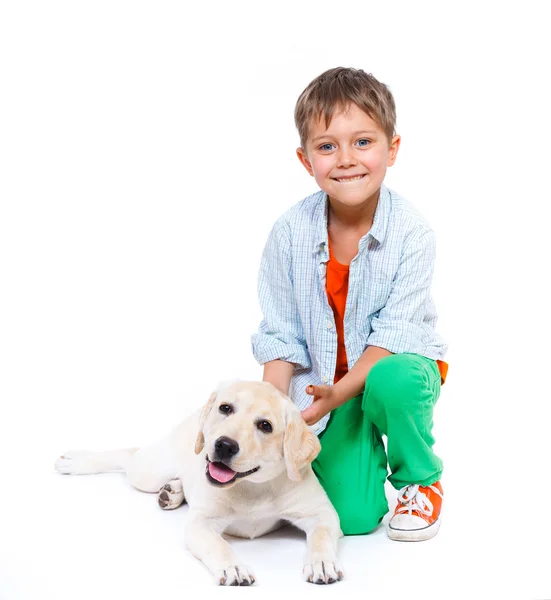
157;479;185;510
303;560;344;584
54;451;102;475
214;565;256;586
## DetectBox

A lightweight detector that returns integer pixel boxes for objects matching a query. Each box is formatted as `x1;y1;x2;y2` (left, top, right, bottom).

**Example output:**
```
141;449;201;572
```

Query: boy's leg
312;394;389;535
362;353;443;489
362;353;444;541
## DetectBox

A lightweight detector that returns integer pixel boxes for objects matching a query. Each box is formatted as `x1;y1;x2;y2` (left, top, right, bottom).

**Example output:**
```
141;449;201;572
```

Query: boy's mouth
332;174;366;183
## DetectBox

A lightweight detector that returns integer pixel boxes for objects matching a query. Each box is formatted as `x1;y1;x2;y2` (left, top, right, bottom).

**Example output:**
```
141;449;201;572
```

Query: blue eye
357;139;370;147
319;143;334;151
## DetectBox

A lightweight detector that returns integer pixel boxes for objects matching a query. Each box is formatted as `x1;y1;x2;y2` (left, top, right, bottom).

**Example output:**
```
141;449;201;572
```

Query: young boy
251;67;448;540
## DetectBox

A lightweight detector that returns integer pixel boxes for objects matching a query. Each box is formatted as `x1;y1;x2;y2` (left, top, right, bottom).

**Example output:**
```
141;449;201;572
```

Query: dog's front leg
291;511;344;584
185;512;256;586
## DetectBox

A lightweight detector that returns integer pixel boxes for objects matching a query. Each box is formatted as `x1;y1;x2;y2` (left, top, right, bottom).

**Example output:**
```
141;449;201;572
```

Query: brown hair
294;67;396;149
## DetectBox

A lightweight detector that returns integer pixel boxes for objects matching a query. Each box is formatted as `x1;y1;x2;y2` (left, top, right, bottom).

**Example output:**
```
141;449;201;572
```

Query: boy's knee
338;508;386;536
365;354;426;411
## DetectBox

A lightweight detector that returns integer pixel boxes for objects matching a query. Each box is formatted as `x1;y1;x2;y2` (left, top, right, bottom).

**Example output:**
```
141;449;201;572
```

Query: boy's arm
333;345;392;403
301;345;391;426
368;228;439;355
252;218;311;389
263;359;295;395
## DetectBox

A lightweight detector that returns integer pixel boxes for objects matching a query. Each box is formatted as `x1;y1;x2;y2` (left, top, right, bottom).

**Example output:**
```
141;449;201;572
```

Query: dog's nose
214;436;239;461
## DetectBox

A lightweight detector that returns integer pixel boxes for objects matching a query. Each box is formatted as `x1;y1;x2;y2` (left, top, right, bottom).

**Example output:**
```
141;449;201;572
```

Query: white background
1;1;550;599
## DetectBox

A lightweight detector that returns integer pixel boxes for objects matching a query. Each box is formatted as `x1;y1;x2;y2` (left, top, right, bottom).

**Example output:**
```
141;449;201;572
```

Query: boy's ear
387;134;401;167
296;147;314;177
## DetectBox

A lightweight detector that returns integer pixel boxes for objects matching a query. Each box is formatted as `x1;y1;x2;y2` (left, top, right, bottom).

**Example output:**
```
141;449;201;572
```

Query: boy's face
296;103;400;210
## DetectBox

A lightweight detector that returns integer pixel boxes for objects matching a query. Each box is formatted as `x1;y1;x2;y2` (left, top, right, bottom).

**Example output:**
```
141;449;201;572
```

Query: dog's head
195;381;320;488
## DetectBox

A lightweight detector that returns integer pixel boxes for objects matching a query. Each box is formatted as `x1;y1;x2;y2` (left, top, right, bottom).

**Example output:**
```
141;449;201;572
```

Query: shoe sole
387;517;441;542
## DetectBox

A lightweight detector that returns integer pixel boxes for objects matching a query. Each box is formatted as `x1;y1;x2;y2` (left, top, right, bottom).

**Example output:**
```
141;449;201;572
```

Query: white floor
1;450;548;600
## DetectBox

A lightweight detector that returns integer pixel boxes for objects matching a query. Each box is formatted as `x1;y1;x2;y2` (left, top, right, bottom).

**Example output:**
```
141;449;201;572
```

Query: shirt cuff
251;334;312;369
367;321;445;359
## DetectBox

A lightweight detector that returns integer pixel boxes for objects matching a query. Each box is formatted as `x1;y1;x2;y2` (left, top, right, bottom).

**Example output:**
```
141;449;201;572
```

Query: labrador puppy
55;381;344;585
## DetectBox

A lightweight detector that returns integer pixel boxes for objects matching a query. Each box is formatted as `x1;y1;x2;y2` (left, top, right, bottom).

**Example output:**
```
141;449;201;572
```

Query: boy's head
294;67;396;150
294;67;400;209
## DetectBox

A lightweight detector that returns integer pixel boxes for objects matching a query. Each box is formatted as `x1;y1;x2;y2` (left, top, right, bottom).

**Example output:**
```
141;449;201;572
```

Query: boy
251;67;448;540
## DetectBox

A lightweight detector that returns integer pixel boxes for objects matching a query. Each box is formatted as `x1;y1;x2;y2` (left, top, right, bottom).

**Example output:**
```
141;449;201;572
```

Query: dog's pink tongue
209;462;236;483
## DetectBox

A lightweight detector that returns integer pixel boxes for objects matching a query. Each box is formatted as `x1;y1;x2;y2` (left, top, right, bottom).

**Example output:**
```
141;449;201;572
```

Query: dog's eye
257;420;273;433
219;404;233;415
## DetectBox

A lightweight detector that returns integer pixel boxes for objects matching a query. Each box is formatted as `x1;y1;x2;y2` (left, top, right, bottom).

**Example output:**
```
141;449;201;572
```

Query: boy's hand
301;384;340;426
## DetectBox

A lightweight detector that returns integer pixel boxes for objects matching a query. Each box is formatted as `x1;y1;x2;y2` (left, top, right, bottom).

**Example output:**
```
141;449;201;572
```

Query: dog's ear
194;392;217;454
283;404;321;481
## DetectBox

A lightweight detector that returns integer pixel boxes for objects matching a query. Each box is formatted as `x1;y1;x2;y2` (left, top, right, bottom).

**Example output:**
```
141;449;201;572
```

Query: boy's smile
296;103;400;214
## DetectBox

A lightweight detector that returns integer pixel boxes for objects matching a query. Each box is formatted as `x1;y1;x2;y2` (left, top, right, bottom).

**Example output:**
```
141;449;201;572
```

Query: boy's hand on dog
301;385;339;426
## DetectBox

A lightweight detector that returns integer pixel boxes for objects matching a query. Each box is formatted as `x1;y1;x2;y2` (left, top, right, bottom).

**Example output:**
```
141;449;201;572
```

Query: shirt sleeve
367;228;440;355
251;218;311;369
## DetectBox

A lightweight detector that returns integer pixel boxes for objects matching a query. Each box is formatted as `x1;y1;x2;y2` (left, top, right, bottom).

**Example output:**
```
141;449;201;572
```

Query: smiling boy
251;67;448;540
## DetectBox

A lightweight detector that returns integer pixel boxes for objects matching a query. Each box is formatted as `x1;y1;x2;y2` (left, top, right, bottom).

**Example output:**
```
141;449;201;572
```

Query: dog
55;380;344;585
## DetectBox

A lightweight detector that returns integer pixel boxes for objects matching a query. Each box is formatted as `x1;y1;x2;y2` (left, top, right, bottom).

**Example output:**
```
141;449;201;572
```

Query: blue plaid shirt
251;184;447;434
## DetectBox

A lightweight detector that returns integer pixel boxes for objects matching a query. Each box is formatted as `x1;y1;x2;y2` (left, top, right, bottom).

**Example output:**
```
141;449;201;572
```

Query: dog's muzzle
206;436;260;486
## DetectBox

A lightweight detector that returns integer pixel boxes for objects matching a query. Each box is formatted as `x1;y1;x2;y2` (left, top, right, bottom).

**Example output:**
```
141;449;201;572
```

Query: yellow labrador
55;381;344;586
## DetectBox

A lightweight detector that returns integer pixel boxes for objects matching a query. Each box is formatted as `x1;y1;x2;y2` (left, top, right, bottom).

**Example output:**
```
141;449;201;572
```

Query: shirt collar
312;184;392;256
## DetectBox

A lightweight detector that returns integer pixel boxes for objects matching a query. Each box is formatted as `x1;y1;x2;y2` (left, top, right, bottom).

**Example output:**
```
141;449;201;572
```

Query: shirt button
326;321;333;329
322;376;329;383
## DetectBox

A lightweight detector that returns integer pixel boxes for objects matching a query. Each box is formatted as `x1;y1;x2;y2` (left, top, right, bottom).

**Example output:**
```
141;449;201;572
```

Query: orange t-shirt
326;248;351;384
325;243;448;385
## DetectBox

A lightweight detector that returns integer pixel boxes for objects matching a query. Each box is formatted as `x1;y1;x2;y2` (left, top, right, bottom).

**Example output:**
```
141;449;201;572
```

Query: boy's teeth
336;175;363;182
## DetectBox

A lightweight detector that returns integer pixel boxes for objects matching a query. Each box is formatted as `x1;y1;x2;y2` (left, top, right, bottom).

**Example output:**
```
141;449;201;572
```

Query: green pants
312;353;443;535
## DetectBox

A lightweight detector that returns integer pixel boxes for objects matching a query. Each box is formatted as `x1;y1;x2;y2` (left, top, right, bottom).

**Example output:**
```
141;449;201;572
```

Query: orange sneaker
387;481;443;541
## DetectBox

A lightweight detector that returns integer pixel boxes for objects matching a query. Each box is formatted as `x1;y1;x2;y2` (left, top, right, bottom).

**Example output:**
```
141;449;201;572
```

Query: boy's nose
336;147;356;167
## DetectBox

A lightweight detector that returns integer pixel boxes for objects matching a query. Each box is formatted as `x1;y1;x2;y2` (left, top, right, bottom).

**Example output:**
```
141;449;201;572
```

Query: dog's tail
54;448;138;475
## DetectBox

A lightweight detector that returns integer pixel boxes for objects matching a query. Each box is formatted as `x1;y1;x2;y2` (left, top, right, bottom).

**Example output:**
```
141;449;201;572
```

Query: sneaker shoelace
396;484;442;517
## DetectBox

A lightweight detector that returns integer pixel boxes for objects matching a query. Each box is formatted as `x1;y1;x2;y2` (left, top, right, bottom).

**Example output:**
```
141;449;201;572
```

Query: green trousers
312;353;443;535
